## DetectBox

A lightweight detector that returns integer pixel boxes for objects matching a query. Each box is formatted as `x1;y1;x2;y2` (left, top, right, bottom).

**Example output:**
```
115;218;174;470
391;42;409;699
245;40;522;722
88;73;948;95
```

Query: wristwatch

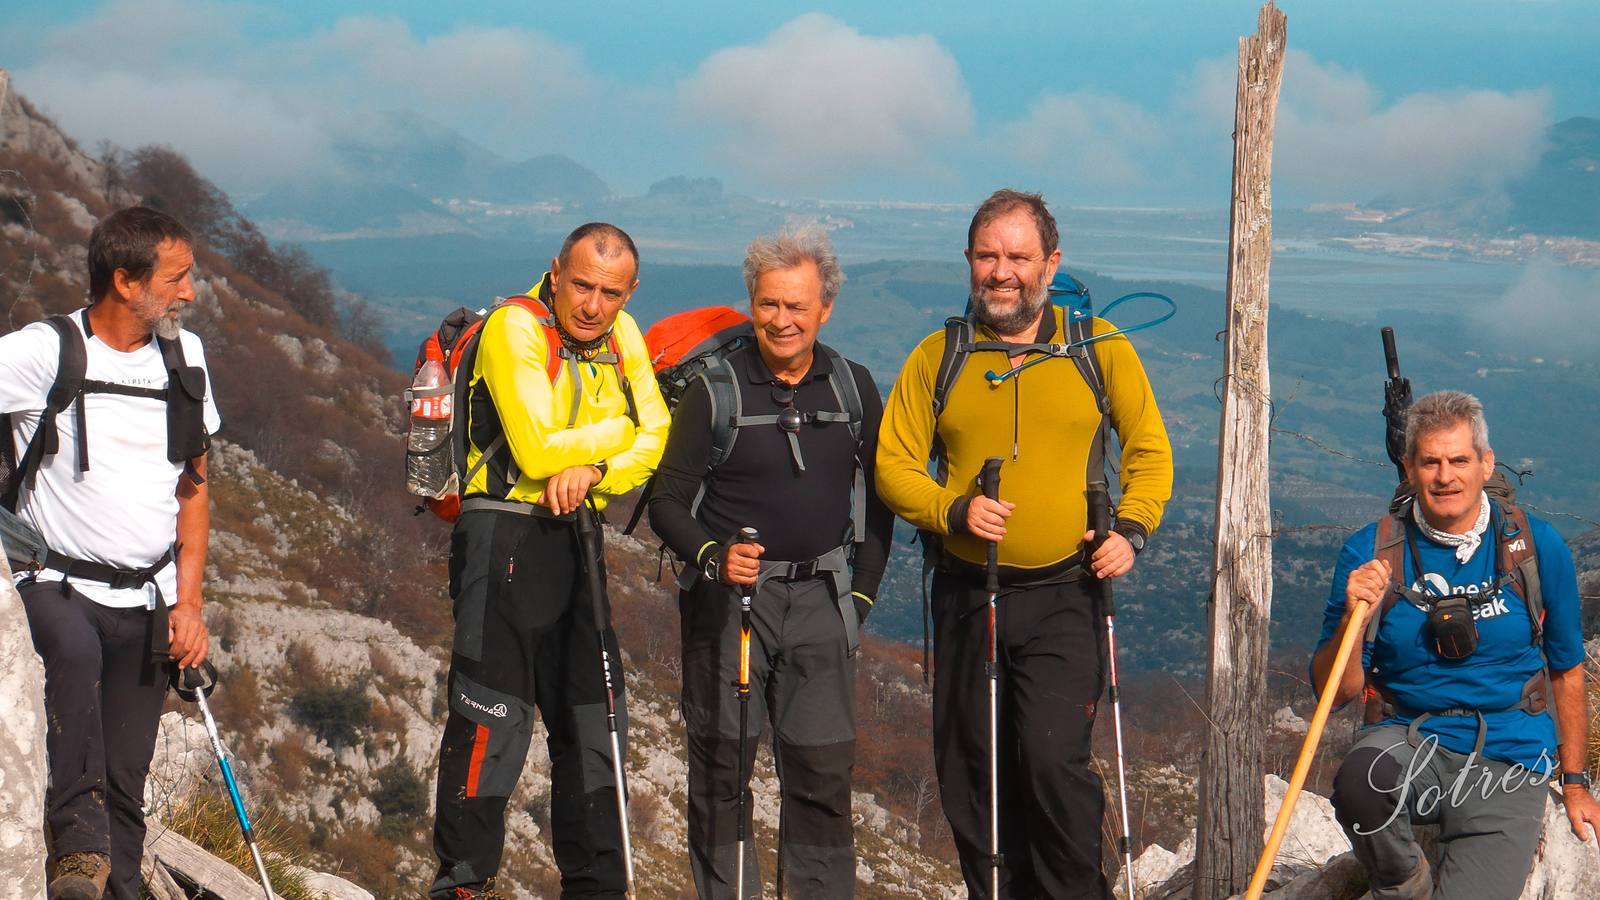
1561;771;1592;791
1112;523;1146;555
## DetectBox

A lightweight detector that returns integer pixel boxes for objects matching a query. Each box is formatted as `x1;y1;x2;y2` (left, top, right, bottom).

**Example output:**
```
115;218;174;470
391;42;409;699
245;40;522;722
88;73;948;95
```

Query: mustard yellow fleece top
876;308;1173;571
463;275;670;510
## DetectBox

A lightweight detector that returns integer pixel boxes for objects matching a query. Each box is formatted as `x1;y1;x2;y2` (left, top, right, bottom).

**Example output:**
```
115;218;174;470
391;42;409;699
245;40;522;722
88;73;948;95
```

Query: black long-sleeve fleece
647;343;893;602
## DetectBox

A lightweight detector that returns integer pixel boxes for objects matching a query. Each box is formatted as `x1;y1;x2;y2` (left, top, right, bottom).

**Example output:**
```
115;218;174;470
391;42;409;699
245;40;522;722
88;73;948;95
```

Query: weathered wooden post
1193;6;1287;899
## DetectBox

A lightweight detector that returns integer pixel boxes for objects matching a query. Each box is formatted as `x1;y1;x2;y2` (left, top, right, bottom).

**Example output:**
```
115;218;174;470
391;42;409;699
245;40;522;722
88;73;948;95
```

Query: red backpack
404;294;631;522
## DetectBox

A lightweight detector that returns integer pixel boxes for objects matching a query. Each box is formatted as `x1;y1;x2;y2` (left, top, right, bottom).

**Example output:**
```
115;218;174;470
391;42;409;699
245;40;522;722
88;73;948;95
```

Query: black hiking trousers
20;578;167;900
680;574;858;899
431;509;630;899
931;571;1113;900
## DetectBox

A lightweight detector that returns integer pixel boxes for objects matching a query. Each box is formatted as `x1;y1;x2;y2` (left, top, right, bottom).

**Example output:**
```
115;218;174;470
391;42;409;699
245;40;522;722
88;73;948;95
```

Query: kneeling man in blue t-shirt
1311;390;1600;900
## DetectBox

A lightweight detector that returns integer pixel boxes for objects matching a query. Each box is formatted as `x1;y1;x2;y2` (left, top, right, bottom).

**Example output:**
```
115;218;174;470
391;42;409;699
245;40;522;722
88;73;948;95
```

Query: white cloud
305;18;595;128
1477;258;1600;359
19;61;335;191
14;0;601;194
1180;49;1550;203
996;91;1166;190
677;14;972;190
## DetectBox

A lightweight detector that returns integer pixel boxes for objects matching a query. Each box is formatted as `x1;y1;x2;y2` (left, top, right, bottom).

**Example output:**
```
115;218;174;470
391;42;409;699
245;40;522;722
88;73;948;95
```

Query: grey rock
0;555;48;899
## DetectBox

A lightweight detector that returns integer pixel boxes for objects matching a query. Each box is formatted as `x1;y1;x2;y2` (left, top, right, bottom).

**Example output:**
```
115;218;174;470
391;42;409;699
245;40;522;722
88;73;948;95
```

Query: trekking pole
979;457;1003;900
733;526;761;900
1244;599;1374;900
1380;326;1411;478
173;663;275;900
1088;485;1136;900
577;501;635;898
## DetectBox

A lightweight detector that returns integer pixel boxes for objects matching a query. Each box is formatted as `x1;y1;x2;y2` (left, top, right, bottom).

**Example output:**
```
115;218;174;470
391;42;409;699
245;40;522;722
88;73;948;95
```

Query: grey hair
1405;390;1491;460
743;227;845;304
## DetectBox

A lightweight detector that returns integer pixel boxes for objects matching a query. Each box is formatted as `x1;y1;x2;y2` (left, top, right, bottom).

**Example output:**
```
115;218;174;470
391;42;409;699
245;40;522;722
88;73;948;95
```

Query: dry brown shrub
270;736;311;793
209;662;268;733
322;826;405;896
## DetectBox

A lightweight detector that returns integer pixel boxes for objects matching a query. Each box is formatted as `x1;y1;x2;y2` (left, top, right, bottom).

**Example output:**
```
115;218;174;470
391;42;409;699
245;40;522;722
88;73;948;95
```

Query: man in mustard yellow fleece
877;190;1172;899
430;223;670;899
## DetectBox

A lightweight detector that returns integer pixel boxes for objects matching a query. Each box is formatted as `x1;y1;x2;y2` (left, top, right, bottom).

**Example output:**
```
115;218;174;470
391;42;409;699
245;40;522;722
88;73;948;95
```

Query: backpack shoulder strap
1496;501;1543;645
931;315;973;421
1066;309;1112;487
819;345;867;544
1367;514;1409;645
819;344;864;438
4;315;86;511
499;294;564;384
1066;310;1109;415
605;331;639;428
701;356;742;470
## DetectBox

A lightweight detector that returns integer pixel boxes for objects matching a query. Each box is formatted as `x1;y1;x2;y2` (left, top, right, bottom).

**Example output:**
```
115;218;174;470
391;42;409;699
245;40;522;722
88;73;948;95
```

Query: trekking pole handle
980;457;1002;594
172;660;219;702
1087;487;1113;552
1381;326;1400;381
1087;485;1115;613
737;528;760;603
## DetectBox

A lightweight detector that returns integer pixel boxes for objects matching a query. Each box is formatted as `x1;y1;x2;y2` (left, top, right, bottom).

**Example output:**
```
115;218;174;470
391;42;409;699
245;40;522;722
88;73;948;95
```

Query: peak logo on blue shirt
1412;573;1512;621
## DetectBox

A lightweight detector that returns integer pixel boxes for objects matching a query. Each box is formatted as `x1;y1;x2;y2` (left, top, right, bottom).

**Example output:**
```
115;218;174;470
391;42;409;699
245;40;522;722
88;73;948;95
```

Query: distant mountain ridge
1503;116;1600;238
335;109;609;204
1373;116;1600;239
245;110;610;237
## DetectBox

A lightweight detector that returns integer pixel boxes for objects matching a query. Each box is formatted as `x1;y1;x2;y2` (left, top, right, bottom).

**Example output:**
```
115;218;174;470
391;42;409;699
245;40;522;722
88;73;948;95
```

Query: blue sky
2;0;1595;206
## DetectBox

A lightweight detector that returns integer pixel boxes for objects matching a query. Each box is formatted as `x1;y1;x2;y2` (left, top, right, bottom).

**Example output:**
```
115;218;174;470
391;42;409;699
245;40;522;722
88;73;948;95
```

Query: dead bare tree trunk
1193;5;1287;899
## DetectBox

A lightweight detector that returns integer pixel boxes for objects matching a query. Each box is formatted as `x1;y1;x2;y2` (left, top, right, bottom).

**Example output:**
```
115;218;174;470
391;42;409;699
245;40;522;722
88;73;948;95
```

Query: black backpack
1;311;209;512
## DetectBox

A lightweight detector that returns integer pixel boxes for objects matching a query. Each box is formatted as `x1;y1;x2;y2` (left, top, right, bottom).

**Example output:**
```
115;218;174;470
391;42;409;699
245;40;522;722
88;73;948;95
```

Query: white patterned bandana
1413;491;1491;563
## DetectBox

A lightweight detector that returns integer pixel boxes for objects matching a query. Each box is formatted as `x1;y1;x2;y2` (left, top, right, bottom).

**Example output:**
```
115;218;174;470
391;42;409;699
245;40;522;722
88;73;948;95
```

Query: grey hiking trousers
679;573;859;900
1330;724;1549;900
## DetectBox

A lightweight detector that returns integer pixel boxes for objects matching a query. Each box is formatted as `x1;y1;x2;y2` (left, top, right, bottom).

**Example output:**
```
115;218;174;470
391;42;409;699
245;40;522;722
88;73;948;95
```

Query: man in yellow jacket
877;190;1172;899
430;223;670;899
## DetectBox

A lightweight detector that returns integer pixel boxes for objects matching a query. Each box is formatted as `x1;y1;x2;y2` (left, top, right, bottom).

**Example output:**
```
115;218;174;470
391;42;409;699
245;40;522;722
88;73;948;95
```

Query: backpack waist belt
1372;670;1551;758
458;496;576;522
937;547;1088;589
680;543;860;653
760;545;857;653
22;546;175;665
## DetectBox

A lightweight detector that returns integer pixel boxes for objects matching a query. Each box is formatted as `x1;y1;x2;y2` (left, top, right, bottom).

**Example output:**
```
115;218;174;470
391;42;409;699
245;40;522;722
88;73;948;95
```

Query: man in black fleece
649;227;892;899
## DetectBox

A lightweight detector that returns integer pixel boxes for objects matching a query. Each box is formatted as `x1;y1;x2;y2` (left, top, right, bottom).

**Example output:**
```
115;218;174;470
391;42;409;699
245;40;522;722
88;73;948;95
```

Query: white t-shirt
1;309;222;608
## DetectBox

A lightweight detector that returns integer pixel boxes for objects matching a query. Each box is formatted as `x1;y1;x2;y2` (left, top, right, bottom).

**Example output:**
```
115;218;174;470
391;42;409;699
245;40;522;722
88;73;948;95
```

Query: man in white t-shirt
1;206;221;900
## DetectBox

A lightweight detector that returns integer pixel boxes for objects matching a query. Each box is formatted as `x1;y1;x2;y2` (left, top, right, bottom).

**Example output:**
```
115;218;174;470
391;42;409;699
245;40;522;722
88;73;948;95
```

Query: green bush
290;683;371;750
371;760;428;819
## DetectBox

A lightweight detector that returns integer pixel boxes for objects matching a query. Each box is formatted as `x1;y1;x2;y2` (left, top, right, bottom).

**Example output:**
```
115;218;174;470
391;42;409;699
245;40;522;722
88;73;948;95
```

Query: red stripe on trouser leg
466;723;490;797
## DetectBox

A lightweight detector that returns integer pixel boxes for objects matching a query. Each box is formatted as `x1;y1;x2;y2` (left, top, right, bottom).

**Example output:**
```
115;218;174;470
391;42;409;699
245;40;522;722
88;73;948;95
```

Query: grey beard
150;314;182;341
971;288;1049;336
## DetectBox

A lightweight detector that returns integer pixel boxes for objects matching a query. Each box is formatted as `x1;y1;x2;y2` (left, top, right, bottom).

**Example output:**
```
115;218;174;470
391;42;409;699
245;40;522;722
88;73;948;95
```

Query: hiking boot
49;852;110;900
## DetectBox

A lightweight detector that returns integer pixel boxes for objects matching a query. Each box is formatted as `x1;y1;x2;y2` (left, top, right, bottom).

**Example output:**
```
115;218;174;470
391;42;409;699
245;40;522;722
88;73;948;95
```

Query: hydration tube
983;276;1177;385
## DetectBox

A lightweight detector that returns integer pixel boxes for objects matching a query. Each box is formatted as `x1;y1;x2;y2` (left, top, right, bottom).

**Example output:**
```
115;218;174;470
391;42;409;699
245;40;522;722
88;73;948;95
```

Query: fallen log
143;822;269;899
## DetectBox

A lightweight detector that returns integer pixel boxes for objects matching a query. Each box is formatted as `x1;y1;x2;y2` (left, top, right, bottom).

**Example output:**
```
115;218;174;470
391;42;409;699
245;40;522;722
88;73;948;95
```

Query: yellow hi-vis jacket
463;274;669;510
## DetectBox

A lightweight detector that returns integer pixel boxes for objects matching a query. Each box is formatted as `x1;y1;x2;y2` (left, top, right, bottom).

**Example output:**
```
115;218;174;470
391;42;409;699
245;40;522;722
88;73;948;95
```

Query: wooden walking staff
1244;597;1371;899
1195;3;1286;898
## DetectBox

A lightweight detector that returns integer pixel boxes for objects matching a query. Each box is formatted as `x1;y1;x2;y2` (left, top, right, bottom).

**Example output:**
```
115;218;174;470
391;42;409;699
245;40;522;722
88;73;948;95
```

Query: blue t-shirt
1314;509;1583;771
